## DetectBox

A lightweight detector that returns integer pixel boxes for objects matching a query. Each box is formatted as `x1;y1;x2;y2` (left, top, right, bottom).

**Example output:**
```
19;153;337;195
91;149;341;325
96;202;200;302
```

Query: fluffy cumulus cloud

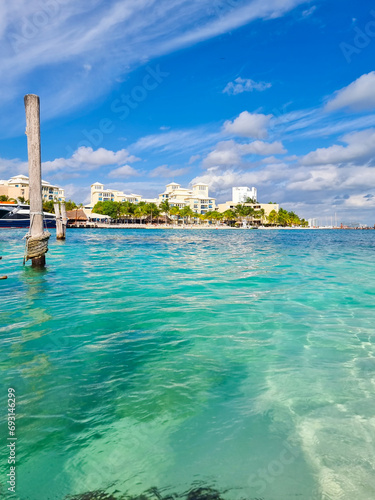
192;152;375;222
300;128;375;166
223;77;271;95
203;139;286;167
325;72;375;112
240;140;286;155
223;111;273;139
108;165;140;178
0;157;28;177
344;194;375;208
43;147;140;173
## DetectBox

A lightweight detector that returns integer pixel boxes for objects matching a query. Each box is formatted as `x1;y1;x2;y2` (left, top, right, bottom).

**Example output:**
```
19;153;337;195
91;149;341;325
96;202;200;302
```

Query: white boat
0;203;56;228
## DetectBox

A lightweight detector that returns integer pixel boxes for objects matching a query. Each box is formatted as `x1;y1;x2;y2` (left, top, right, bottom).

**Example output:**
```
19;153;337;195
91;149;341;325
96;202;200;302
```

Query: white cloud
325;72;375;112
203;139;286;167
223;111;273;139
223;77;271;95
191;159;375;224
101;180;165;199
300;128;375;166
203;141;242;167
301;6;316;17
344;194;375;208
108;165;140;178
0;157;28;177
189;154;201;164
192;165;283;198
0;0;308;131
240;140;286;155
149;164;190;178
132;128;220;155
43;147;140;173
62;183;91;204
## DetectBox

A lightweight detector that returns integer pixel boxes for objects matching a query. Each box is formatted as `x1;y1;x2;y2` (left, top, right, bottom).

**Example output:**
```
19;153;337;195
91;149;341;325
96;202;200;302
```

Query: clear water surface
0;228;374;500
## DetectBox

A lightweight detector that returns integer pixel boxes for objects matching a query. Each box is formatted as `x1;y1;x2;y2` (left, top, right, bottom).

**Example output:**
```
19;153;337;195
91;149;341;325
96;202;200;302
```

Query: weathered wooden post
54;202;67;240
24;94;50;268
61;202;67;237
54;203;63;240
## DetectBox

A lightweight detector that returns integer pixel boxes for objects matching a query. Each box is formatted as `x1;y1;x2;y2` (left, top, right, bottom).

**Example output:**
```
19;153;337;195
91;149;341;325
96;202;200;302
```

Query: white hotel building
90;181;216;215
159;182;215;215
0;175;65;202
90;182;142;206
232;186;257;204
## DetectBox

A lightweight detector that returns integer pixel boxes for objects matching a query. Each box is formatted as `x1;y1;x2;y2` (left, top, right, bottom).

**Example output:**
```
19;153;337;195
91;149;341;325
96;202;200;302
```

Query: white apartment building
159;182;215;215
90;182;142;206
0;175;65;202
232;186;257;204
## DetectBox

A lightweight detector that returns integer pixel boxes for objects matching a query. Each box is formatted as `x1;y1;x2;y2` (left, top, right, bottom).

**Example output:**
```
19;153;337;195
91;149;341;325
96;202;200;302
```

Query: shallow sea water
0;228;374;500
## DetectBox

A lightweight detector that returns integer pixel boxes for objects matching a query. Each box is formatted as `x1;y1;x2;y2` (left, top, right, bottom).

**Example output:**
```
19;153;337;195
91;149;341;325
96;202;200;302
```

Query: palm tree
159;200;170;223
253;208;265;225
222;209;236;225
268;209;278;226
244;197;257;204
169;206;180;225
119;201;133;222
208;210;223;224
0;195;16;203
178;206;190;225
17;196;29;204
235;204;254;226
235;204;246;225
197;213;206;225
146;202;160;223
134;203;148;224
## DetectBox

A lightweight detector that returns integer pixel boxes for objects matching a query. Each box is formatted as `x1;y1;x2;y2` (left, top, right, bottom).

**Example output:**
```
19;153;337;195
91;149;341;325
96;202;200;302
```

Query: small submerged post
61;202;67;234
54;202;67;240
24;94;50;268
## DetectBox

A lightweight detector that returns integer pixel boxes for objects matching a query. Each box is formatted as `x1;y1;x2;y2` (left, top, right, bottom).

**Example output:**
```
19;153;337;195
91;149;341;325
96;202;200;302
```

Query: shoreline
67;224;346;230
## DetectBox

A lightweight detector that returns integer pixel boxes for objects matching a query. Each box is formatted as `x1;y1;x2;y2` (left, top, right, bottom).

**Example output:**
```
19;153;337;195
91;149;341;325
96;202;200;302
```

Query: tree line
92;200;308;227
0;194;308;226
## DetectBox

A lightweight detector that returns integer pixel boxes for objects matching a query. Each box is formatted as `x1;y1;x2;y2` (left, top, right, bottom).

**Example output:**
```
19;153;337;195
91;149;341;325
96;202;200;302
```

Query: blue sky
1;0;375;223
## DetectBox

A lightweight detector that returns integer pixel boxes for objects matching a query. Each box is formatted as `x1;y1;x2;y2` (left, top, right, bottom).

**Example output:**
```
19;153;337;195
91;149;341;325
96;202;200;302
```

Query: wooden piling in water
61;202;67;239
24;94;50;268
54;203;63;240
54;202;67;240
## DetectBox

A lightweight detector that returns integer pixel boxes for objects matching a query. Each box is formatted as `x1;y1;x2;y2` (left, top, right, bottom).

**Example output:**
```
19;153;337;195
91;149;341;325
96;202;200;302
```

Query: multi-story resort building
90;182;142;206
0;175;65;202
91;181;216;215
232;186;257;203
159;182;216;215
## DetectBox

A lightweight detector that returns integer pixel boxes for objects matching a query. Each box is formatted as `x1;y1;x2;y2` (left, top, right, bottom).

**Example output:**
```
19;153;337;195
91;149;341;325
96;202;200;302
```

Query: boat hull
0;219;56;229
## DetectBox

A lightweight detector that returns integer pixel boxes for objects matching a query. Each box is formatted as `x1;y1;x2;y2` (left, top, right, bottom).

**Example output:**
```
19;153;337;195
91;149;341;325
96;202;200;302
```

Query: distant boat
0;203;56;228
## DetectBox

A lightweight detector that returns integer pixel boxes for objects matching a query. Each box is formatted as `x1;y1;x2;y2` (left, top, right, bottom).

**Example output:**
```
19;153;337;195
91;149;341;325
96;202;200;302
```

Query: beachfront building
0;175;65;202
159;182;216;215
232;186;257;203
90;182;142;206
217;200;279;220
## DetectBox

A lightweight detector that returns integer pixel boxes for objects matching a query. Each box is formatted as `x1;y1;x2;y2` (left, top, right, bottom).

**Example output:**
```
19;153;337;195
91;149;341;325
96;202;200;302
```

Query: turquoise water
1;228;375;500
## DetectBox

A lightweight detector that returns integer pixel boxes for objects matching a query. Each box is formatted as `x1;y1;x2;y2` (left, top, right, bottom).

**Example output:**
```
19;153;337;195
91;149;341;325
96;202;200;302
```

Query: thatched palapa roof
66;209;88;221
